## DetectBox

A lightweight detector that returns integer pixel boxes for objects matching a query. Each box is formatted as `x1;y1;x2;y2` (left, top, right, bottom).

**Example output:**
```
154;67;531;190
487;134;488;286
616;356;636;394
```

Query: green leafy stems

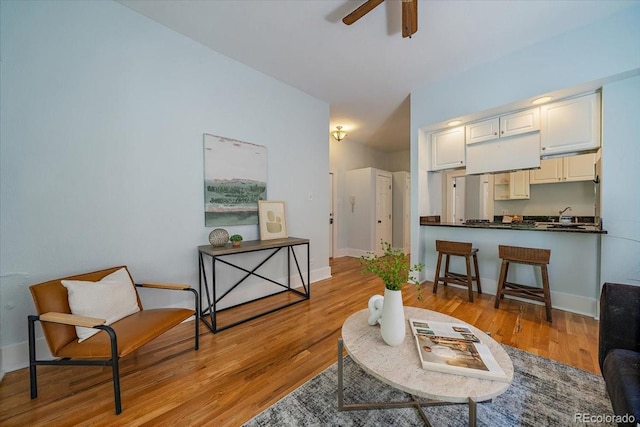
360;241;425;299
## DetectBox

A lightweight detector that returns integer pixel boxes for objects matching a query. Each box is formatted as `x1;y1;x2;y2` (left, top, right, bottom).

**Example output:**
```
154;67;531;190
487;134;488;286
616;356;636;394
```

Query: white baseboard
345;248;369;258
310;266;332;284
1;337;53;376
548;292;597;318
333;248;349;258
424;268;598;318
1;266;333;376
3;265;595;377
285;265;332;291
0;317;200;377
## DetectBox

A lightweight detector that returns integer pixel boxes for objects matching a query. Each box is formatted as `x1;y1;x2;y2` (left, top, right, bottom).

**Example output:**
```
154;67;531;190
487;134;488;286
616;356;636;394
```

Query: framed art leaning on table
258;200;288;240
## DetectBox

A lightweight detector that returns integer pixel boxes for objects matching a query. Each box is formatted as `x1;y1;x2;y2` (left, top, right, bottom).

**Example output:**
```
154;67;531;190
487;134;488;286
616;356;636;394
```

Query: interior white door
375;174;392;255
329;172;334;259
404;175;411;254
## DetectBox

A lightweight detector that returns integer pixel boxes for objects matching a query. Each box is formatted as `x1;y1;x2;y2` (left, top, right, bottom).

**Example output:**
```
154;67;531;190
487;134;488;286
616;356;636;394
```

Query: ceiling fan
342;0;418;38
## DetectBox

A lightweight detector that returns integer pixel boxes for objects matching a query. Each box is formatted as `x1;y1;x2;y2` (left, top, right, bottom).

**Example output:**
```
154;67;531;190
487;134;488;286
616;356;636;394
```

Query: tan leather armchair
28;266;199;414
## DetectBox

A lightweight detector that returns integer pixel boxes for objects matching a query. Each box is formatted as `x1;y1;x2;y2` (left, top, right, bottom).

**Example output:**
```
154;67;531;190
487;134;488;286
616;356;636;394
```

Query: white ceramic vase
380;288;406;346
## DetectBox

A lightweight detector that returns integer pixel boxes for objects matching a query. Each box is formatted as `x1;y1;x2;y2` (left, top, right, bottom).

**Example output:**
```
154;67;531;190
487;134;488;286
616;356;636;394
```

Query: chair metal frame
28;279;199;415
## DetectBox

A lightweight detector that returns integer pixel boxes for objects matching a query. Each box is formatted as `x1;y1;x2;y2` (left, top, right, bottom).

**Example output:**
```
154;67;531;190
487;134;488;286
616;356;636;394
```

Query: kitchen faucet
559;206;572;216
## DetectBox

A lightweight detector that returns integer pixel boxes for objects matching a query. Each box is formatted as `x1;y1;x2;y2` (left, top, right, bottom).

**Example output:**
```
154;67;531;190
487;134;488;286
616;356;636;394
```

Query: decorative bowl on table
209;228;229;247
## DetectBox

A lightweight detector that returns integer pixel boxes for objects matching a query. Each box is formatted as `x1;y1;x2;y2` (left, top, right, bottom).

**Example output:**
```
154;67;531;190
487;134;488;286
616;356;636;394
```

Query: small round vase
209;228;229;247
379;288;406;346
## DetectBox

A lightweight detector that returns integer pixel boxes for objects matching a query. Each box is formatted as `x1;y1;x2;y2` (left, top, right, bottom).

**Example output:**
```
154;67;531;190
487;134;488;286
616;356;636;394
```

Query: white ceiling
118;0;635;152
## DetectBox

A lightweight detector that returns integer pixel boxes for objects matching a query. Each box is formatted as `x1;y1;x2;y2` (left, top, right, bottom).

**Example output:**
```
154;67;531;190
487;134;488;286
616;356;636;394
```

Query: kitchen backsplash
494;181;596;217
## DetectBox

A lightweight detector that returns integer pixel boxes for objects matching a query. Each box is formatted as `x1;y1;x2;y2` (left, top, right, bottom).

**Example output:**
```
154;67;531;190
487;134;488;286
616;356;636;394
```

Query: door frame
329;172;335;259
444;170;466;223
375;172;393;256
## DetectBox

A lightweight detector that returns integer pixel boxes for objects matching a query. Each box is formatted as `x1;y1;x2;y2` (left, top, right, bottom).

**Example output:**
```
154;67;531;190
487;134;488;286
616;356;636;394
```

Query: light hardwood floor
0;256;600;426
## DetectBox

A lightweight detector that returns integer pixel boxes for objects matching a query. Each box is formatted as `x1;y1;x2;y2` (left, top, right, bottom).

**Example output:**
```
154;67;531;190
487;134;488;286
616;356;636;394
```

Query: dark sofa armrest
599;282;640;373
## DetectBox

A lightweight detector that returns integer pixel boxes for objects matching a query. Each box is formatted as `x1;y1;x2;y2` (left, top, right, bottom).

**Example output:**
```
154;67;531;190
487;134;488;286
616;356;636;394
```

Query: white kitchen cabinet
494;170;530;200
530;153;595;184
466;118;499;144
430;126;465;170
563;153;596;182
500;108;540;138
509;171;530;199
466;108;539;144
529;157;563;184
540;93;601;156
465;108;540;175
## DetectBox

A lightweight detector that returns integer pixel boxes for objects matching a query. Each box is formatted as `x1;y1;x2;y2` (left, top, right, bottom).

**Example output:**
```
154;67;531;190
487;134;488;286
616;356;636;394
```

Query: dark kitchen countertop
419;219;607;234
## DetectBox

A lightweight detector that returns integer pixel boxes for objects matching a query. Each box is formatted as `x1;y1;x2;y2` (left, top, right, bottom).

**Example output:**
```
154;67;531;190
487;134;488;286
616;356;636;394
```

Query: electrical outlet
502;209;509;215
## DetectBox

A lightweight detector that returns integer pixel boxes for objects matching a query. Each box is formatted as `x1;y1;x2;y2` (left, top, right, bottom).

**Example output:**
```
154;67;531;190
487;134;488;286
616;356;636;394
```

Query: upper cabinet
494;170;530;200
501;108;540;137
465;108;540;175
564;152;596;182
466;118;499;144
466;108;539;144
530;153;596;184
509;170;531;199
428;92;601;174
529;157;563;184
540;93;601;157
430;126;465;171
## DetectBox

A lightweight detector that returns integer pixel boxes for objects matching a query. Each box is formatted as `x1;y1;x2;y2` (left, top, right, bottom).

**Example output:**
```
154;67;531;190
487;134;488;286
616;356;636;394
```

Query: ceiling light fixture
532;96;552;105
447;120;462;127
331;126;347;142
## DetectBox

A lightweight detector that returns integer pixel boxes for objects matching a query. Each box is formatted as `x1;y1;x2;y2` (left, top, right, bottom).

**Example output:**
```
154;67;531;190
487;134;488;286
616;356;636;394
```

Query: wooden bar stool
432;240;482;302
494;245;552;322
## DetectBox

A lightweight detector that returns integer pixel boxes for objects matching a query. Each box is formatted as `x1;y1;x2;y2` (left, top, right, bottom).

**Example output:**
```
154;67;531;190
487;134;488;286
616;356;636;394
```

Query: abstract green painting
203;134;267;226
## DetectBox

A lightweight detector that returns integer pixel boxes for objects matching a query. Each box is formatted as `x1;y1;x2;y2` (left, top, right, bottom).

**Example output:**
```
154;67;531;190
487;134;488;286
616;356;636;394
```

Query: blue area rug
244;345;614;426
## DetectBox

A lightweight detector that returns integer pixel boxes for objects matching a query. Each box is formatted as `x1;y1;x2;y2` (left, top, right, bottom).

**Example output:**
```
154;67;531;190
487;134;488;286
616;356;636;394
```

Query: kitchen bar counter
419;221;603;317
420;221;606;234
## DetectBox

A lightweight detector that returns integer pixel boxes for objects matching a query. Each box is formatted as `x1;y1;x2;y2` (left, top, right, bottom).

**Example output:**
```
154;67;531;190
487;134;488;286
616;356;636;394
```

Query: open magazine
408;318;509;383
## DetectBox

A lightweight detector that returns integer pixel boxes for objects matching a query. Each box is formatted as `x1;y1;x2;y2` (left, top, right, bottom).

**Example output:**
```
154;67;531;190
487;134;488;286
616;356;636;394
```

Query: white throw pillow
61;268;140;342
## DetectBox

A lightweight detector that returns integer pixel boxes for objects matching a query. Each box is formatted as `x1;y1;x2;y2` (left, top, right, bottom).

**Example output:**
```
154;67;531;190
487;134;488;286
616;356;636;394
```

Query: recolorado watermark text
574;413;636;424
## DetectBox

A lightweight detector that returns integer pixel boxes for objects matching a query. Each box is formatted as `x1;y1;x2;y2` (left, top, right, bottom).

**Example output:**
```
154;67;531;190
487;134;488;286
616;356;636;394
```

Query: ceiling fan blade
402;0;418;38
342;0;385;25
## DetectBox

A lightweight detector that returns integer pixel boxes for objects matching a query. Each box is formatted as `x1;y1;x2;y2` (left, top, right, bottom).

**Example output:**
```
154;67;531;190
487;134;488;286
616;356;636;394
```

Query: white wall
410;4;640;281
600;75;640;286
345;168;376;255
386;150;411;173
329;137;409;256
0;0;330;373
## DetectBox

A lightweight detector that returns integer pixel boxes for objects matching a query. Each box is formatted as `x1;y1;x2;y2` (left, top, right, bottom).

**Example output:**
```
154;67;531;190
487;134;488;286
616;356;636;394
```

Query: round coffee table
338;306;514;426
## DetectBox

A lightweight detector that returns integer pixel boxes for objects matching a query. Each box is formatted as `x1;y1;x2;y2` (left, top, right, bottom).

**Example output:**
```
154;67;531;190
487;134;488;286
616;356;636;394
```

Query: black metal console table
197;237;310;333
